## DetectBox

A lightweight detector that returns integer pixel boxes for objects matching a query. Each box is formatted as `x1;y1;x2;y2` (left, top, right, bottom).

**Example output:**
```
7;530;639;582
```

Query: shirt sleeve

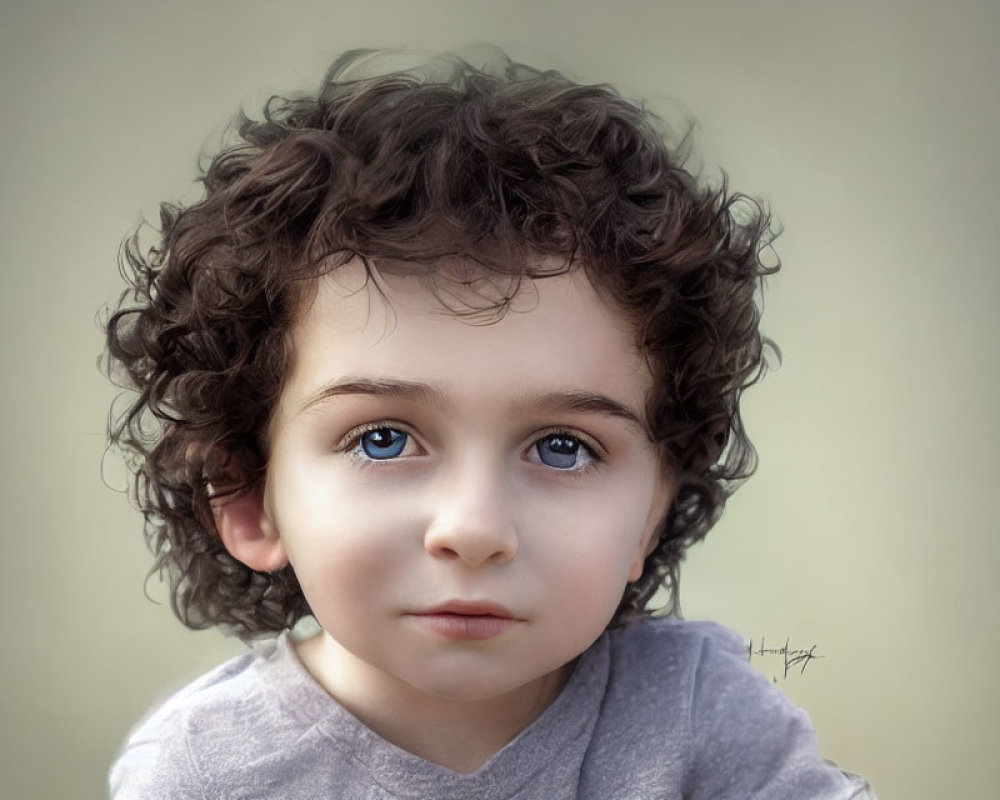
108;710;207;800
685;625;876;800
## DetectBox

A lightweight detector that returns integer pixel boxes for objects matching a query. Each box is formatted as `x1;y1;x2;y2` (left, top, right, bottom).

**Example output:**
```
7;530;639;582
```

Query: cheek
283;522;404;636
527;486;651;597
268;466;415;599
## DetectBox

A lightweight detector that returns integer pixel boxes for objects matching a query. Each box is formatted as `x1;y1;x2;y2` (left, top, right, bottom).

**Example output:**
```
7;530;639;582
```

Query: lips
423;600;517;618
409;600;521;640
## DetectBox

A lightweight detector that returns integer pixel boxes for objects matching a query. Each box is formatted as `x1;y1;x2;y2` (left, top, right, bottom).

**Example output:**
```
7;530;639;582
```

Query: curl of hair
104;47;779;638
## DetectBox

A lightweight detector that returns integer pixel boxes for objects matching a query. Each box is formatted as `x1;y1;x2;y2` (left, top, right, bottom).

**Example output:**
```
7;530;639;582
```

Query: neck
294;632;573;774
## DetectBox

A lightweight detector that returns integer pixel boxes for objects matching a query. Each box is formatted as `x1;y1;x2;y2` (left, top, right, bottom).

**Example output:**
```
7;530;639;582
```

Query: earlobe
628;551;648;583
213;484;288;573
628;473;675;583
628;525;660;582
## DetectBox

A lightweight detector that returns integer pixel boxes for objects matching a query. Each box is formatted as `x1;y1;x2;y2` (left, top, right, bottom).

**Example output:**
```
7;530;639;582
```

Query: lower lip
411;613;518;640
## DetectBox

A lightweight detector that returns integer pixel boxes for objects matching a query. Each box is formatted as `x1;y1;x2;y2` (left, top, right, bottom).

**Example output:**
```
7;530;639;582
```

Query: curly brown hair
104;47;778;638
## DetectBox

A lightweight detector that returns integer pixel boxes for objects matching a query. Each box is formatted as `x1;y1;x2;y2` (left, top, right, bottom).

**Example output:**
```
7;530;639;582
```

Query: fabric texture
110;617;875;799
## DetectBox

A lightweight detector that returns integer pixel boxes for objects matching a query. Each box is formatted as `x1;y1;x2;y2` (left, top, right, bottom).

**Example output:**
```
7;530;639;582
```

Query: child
105;47;875;798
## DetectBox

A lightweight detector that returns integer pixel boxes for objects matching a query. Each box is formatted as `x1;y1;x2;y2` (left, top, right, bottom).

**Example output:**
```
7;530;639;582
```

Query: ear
212;484;288;573
628;473;675;583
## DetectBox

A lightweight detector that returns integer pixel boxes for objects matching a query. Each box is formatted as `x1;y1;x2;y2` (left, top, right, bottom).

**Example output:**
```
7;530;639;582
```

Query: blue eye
359;428;408;459
535;433;593;470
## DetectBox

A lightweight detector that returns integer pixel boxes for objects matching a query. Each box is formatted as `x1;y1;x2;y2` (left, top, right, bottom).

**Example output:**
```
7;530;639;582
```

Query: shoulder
593;618;874;799
601;615;750;711
109;635;325;799
590;618;748;758
607;615;745;666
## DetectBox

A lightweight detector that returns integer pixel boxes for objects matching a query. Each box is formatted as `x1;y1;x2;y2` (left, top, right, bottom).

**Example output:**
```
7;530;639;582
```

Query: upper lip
417;600;518;619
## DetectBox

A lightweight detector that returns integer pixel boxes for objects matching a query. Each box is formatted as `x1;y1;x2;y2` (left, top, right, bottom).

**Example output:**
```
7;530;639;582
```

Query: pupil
548;435;577;454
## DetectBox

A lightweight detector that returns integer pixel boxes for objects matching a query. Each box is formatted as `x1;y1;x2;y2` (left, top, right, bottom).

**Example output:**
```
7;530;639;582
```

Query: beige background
2;1;997;797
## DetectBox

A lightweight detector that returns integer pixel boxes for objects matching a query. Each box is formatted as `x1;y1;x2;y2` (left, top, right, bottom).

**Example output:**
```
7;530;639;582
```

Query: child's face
258;259;671;703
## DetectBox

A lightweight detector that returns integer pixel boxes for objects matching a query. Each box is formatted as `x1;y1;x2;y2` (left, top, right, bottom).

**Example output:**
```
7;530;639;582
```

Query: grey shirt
110;617;875;799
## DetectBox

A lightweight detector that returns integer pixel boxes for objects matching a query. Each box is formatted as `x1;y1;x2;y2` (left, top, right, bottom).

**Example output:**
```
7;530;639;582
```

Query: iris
360;428;408;459
535;434;586;469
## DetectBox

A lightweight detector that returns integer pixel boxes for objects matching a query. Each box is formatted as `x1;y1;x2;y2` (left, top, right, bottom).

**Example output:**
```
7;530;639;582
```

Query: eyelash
336;421;605;474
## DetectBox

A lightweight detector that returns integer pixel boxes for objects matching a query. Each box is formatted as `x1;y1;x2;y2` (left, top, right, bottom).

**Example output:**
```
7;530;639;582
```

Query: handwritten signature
746;636;821;681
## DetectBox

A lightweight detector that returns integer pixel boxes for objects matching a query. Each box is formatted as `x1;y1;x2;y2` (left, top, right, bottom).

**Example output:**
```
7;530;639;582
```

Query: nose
423;464;518;568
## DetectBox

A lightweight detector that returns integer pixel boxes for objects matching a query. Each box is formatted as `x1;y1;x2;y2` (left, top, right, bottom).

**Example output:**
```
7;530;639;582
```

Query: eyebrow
299;378;450;414
512;390;650;438
298;377;650;437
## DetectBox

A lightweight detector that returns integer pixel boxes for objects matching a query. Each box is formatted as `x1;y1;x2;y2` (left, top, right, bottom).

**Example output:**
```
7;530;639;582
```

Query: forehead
280;258;649;413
